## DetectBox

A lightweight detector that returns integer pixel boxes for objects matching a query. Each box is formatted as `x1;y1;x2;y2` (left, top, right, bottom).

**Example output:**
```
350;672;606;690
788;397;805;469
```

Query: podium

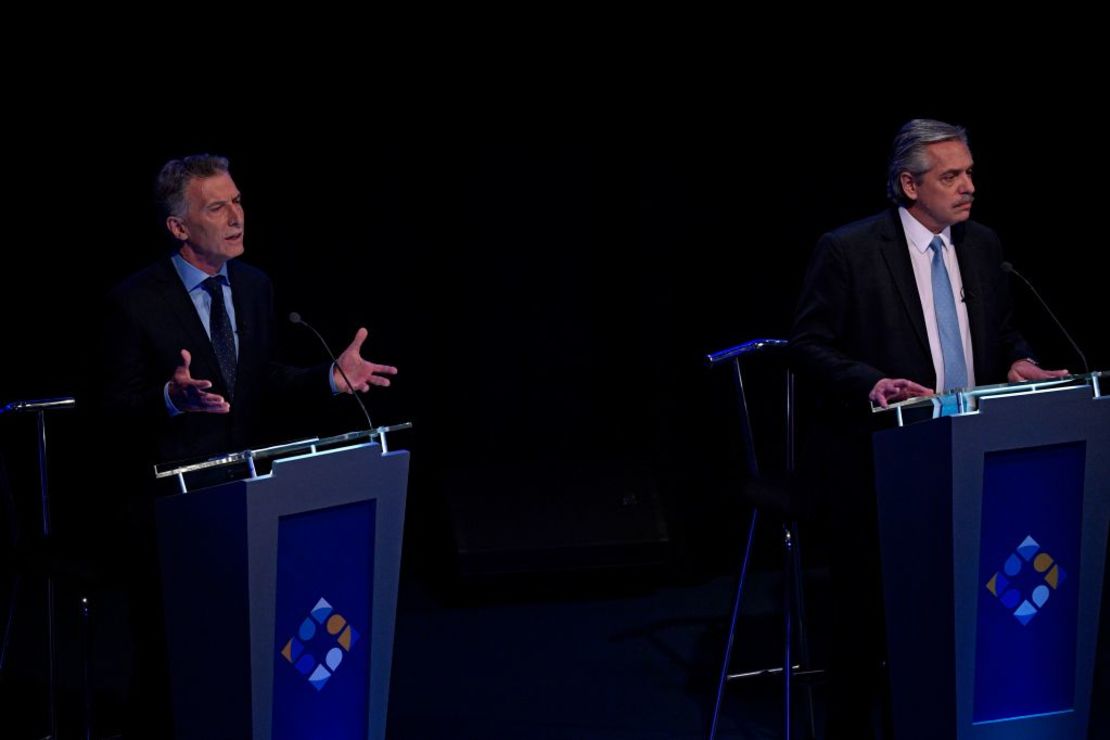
873;374;1108;739
153;427;410;740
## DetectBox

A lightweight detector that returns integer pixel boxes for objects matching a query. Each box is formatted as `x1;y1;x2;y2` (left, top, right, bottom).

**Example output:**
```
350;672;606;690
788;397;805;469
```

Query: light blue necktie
929;235;968;391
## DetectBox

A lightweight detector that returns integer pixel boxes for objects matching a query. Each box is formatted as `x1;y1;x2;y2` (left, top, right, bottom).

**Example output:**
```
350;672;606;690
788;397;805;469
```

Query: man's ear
899;171;918;203
166;215;188;242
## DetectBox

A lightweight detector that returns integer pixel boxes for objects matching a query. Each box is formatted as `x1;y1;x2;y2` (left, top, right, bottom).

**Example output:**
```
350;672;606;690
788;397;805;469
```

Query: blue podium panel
974;443;1084;724
875;387;1109;740
157;441;408;740
272;500;375;738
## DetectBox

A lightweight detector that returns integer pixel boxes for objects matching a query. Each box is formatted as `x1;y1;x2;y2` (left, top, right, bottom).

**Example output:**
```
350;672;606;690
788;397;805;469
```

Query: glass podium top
871;371;1106;427
154;422;412;492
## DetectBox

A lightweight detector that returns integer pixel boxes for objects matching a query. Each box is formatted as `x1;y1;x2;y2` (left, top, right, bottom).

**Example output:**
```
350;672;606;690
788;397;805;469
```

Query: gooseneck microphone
289;312;375;430
1000;262;1089;374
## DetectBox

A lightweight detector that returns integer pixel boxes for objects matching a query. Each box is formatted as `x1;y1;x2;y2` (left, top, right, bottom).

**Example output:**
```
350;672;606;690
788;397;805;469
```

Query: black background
2;88;1105;576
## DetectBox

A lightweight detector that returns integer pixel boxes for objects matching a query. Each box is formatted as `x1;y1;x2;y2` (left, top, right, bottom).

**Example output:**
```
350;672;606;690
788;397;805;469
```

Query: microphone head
1000;261;1014;274
289;312;303;325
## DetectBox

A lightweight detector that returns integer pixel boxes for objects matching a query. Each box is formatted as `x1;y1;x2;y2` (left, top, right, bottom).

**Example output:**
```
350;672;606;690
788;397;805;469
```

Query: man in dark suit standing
102;154;398;737
790;119;1066;738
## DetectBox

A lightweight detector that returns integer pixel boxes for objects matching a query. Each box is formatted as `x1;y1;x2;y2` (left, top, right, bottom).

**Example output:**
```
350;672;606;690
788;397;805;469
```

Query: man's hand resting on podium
869;377;934;408
1007;359;1069;383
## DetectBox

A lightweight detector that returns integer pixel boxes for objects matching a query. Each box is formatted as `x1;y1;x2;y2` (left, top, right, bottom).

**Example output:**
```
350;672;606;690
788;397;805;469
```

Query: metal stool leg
81;596;92;740
784;525;794;739
709;507;759;740
38;408;58;740
791;522;818;739
0;572;19;671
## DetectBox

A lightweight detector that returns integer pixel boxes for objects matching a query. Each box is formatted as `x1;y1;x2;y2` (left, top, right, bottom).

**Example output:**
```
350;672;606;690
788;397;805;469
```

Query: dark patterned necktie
201;275;237;399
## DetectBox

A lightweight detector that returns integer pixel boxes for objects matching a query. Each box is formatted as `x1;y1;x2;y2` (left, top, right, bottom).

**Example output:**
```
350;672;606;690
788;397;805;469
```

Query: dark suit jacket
102;256;330;470
790;209;1034;407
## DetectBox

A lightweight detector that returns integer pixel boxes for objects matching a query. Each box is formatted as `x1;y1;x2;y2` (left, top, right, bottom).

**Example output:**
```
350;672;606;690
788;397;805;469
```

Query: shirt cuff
164;382;183;417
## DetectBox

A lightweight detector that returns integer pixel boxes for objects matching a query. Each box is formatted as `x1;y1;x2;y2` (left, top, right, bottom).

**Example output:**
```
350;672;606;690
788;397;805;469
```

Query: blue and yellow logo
985;535;1066;626
280;597;361;691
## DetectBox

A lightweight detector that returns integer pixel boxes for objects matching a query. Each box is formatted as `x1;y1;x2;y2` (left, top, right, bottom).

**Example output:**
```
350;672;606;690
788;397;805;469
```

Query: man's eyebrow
941;165;971;176
205;193;240;207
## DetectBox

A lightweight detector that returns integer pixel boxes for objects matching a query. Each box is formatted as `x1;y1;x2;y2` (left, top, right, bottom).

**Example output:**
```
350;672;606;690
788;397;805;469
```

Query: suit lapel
876;210;931;357
226;261;259;403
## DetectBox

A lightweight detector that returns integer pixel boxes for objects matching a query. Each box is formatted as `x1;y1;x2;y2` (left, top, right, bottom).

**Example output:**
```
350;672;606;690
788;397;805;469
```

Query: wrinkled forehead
185;171;239;208
922;139;973;172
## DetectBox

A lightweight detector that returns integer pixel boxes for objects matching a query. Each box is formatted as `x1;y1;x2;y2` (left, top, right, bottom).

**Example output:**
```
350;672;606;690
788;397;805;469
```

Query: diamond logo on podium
280;597;361;691
985;535;1066;626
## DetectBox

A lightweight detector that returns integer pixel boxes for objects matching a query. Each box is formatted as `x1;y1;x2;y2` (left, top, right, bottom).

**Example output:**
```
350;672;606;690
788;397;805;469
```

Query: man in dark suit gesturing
790;119;1066;738
102;154;397;736
104;154;397;468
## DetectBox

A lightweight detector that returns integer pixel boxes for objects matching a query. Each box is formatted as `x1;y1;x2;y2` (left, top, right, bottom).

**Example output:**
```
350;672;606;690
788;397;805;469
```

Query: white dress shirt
899;207;977;392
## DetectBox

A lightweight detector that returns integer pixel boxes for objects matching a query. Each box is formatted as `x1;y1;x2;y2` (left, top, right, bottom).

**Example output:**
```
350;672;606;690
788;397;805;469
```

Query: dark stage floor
3;559;839;739
3;545;1106;739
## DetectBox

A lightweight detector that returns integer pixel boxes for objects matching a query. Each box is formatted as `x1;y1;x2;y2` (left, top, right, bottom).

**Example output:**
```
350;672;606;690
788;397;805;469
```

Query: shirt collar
171;252;230;292
898;206;953;254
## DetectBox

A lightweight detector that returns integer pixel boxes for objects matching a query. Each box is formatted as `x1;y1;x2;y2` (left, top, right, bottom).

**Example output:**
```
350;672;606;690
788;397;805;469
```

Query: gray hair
886;119;968;206
156;154;230;218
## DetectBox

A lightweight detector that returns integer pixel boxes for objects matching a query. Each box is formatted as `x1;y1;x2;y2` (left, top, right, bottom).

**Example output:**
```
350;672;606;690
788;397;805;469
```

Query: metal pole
81;596;92;740
37;410;57;740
